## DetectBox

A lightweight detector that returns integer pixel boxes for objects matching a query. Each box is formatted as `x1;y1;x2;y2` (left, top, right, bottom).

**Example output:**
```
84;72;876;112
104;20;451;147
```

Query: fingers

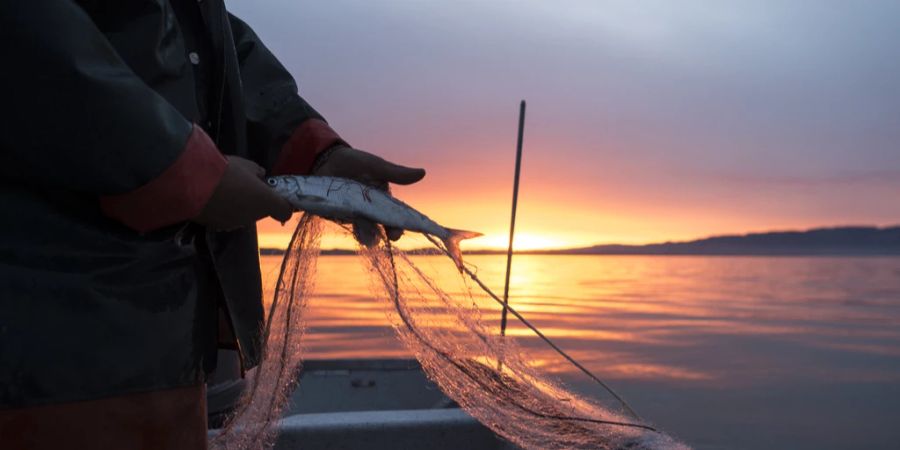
374;160;426;185
352;218;381;247
226;156;290;221
365;153;425;185
194;159;292;230
314;146;426;186
227;155;266;179
385;226;404;241
259;185;293;223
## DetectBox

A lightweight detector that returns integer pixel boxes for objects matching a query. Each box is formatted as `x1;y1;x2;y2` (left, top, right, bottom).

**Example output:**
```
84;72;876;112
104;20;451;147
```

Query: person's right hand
312;145;426;246
193;156;292;231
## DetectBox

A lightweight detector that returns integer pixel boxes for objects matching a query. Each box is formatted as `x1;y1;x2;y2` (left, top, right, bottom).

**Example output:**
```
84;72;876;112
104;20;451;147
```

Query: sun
470;233;570;251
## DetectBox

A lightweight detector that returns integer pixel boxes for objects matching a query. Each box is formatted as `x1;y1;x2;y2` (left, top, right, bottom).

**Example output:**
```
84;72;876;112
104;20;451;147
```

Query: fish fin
442;228;482;271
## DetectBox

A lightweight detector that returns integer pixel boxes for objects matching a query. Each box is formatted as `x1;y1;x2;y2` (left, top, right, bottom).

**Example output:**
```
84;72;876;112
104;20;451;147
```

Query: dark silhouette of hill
525;225;900;256
260;225;900;256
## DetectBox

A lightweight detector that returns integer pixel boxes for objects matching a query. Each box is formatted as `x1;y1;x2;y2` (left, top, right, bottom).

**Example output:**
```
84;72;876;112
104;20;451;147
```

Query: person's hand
313;145;425;245
194;156;292;230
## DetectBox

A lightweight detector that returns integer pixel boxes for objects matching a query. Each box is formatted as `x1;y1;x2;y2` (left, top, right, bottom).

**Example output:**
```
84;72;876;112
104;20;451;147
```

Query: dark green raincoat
0;0;341;408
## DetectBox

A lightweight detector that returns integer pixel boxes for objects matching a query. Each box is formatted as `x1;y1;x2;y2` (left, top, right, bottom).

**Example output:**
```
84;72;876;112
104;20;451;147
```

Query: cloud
697;169;900;188
232;1;900;242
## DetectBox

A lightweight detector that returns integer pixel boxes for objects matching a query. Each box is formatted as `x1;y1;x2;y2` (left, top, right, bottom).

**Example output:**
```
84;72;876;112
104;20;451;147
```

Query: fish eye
267;178;277;186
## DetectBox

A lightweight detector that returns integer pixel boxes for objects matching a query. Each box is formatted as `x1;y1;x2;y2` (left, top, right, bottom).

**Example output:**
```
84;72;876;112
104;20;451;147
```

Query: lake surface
260;254;900;450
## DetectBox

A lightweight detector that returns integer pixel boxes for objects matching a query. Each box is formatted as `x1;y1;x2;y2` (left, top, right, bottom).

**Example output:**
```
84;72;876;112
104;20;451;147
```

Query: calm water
260;254;900;450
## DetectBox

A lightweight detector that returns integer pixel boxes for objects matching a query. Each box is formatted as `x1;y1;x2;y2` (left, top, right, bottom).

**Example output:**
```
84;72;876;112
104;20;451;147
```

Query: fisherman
0;1;424;448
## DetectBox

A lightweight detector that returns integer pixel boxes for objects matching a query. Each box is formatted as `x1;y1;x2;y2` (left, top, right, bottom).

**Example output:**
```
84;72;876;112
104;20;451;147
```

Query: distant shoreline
261;225;900;256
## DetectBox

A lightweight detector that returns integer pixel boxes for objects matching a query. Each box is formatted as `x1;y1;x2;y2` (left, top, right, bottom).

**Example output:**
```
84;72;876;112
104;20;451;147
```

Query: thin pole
500;100;526;337
424;234;647;423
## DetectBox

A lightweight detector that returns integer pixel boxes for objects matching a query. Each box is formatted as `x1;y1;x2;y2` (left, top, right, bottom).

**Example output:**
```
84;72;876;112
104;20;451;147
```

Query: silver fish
267;176;481;268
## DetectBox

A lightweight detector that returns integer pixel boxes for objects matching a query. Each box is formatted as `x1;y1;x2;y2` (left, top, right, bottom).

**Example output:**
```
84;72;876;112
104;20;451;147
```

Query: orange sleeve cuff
99;125;227;233
272;119;345;175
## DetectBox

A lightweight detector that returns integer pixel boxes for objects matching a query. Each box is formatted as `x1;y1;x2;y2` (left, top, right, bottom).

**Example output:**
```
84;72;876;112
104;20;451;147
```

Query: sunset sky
231;1;900;250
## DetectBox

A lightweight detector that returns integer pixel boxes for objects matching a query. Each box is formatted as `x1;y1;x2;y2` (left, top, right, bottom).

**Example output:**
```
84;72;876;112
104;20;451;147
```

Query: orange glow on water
261;251;900;387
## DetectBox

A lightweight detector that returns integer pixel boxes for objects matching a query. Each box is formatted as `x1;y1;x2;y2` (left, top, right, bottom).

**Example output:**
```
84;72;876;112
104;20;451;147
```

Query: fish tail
443;228;482;271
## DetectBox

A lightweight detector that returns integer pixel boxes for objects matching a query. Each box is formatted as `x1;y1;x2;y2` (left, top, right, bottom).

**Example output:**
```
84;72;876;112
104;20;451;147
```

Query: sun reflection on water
262;253;900;390
259;251;900;448
262;256;900;385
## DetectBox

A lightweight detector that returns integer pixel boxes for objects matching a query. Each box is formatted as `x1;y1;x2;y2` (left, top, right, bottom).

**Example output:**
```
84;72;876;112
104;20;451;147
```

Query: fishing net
362;239;686;450
211;214;322;450
213;216;687;450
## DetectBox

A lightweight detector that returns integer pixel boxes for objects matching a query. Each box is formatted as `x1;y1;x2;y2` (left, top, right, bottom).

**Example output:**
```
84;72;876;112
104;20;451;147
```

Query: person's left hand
312;144;426;246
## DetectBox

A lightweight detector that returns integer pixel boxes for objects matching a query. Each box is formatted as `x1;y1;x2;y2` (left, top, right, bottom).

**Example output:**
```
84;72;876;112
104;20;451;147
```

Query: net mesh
211;214;321;450
212;217;687;449
361;240;687;450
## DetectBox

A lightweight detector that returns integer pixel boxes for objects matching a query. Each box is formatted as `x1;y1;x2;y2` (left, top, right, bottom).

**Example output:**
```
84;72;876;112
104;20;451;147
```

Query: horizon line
260;223;900;253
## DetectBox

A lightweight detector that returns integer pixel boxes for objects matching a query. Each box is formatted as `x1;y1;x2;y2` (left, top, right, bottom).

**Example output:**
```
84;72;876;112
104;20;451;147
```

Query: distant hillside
527;225;900;256
260;225;900;256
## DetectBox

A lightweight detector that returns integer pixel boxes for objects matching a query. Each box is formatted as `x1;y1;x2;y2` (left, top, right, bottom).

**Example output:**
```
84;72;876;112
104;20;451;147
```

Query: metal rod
500;100;526;337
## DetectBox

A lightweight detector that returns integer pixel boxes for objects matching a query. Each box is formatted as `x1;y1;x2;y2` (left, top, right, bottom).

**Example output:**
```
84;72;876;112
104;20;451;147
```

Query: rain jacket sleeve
0;0;227;233
228;13;345;175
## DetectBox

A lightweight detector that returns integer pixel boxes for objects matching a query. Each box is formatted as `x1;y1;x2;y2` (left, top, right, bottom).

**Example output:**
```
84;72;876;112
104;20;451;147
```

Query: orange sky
257;133;900;251
240;1;900;250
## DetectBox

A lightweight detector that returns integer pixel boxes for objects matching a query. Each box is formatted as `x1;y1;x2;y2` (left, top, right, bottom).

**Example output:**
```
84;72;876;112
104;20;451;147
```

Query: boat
209;358;518;450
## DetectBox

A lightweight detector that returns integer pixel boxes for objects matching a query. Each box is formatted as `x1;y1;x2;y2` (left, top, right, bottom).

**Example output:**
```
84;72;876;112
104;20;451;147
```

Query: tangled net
211;214;321;450
213;215;688;449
